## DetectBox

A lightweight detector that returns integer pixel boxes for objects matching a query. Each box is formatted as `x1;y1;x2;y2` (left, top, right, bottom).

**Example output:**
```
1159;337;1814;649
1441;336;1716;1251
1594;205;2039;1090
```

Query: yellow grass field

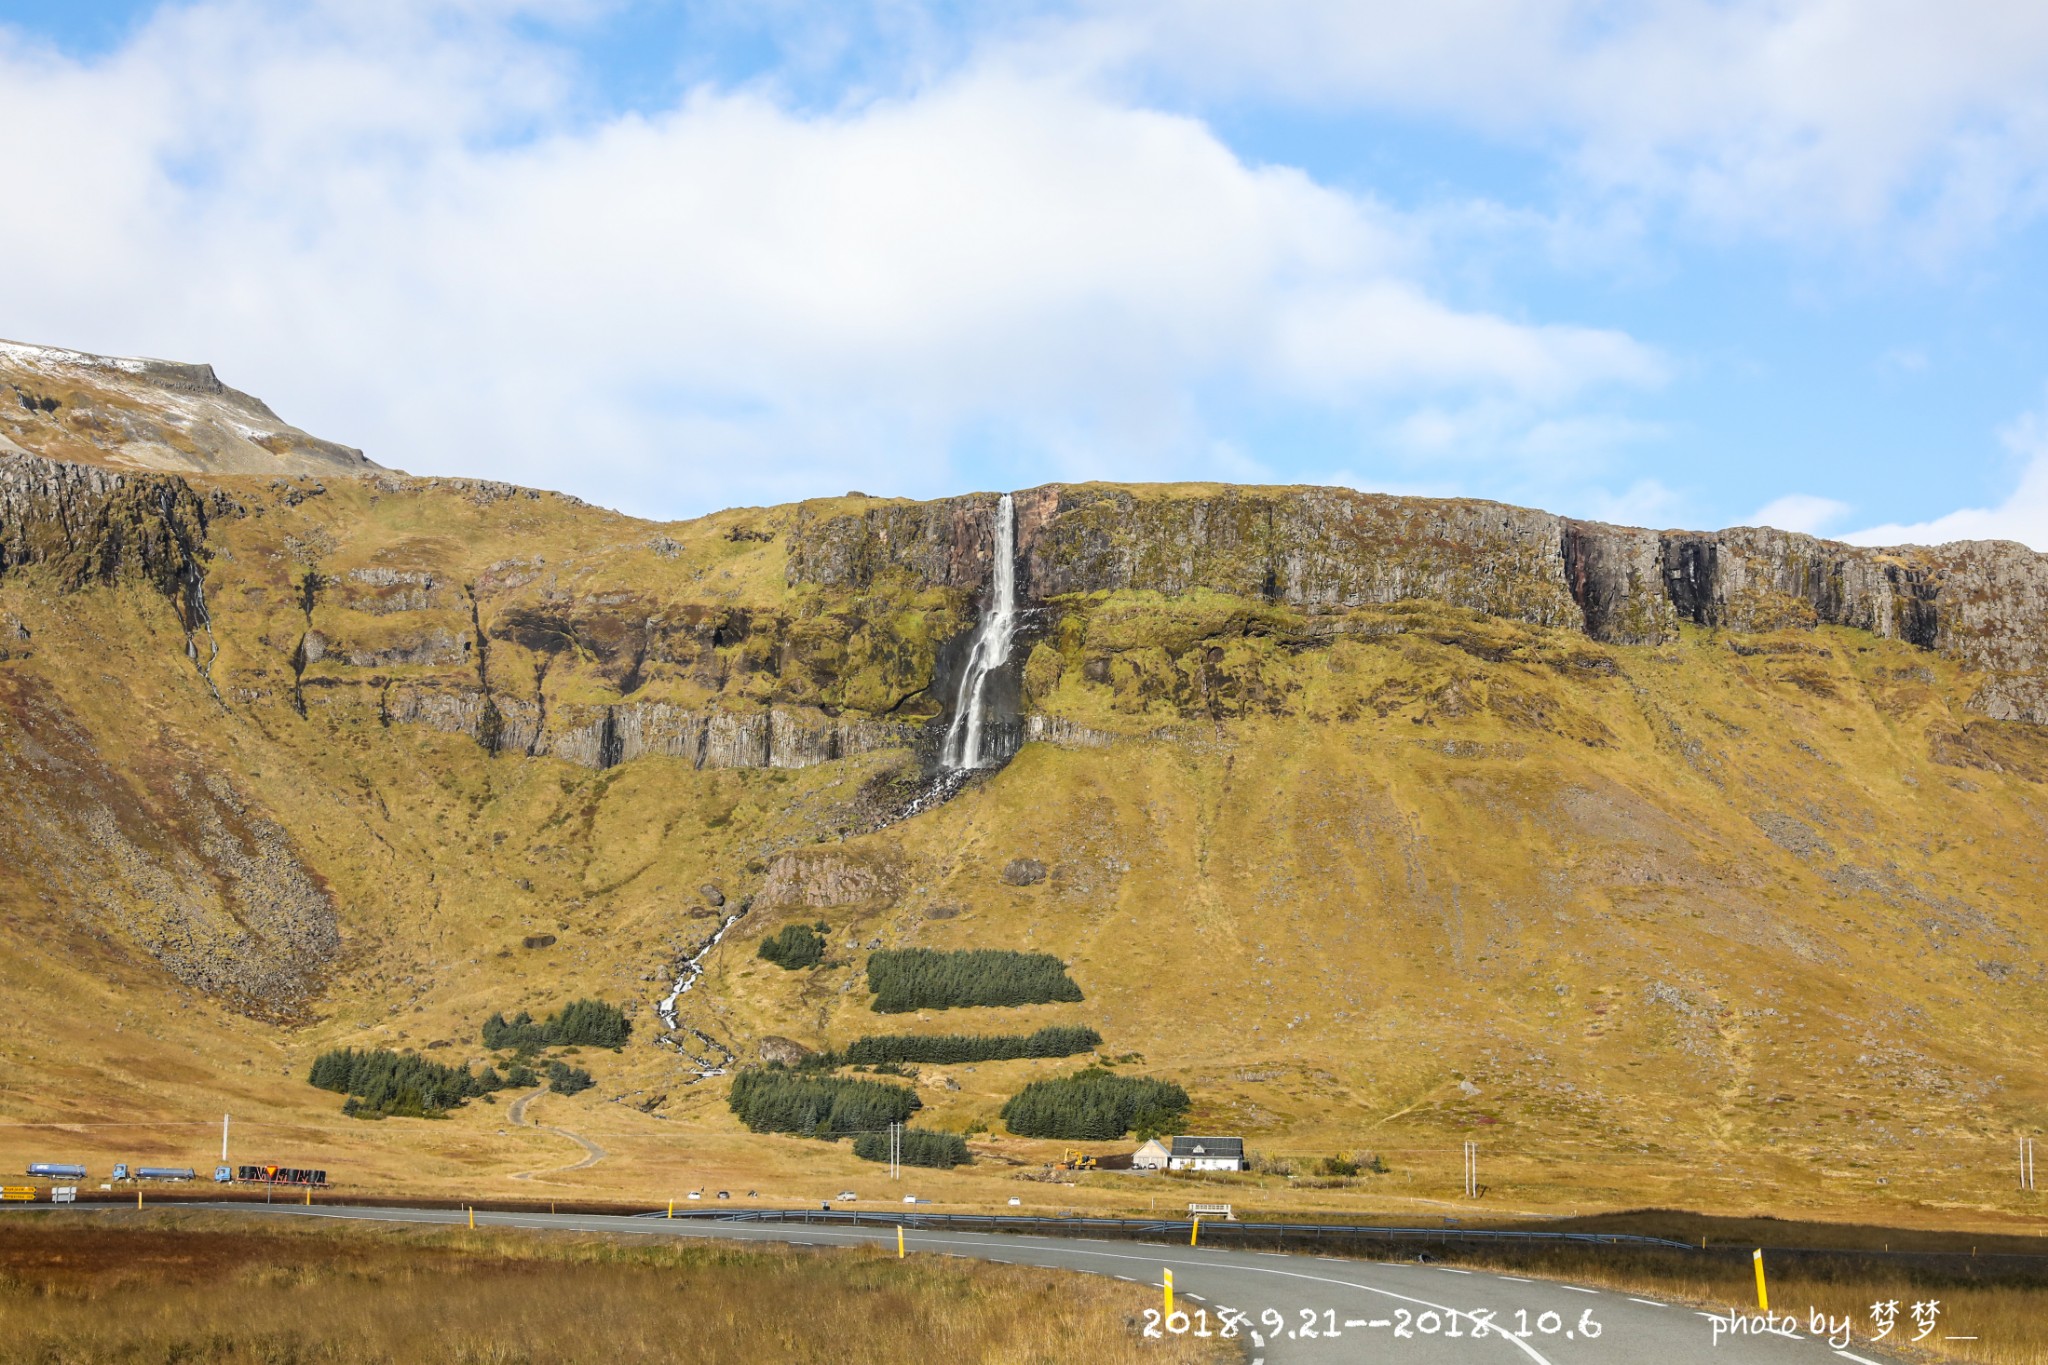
0;1209;1230;1365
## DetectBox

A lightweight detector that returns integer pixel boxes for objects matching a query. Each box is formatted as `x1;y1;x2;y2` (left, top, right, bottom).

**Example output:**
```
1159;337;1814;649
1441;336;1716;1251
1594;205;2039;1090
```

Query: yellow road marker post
897;1225;905;1259
136;1189;142;1210
304;1186;311;1206
468;1205;476;1230
1752;1249;1768;1311
1190;1217;1200;1247
667;1199;674;1219
1163;1268;1174;1318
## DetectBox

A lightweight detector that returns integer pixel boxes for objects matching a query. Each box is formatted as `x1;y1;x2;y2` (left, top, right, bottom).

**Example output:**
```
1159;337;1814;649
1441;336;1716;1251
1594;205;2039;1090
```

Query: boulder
699;883;726;907
1002;858;1048;886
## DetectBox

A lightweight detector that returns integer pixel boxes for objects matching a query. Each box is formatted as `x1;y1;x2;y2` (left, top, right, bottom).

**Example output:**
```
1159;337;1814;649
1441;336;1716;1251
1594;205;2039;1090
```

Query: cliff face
0;452;218;597
788;483;2048;723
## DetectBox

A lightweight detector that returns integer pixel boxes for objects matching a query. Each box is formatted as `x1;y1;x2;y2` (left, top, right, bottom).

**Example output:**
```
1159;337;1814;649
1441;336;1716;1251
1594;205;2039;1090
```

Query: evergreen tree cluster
547;1060;595;1095
865;949;1084;1013
851;1128;970;1168
308;1048;509;1119
758;922;826;970
831;1025;1101;1067
727;1069;921;1139
481;998;631;1051
999;1070;1190;1140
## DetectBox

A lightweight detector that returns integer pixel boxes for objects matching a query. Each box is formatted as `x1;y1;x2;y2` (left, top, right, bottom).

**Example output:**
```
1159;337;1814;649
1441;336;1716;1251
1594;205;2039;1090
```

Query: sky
3;2;2048;546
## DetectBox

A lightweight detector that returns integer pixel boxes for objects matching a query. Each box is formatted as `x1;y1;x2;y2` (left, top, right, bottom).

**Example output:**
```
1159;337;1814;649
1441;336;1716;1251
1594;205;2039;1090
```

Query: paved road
170;1202;1910;1364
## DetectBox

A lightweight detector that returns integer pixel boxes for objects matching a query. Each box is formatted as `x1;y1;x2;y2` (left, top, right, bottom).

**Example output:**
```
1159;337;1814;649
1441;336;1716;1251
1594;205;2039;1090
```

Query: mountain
1;345;2044;1224
0;339;376;477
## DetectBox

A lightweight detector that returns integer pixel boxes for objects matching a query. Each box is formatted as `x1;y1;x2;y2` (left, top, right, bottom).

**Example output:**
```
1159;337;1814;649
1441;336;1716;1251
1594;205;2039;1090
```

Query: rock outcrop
383;688;915;771
757;848;903;910
787;484;2048;722
0;451;218;601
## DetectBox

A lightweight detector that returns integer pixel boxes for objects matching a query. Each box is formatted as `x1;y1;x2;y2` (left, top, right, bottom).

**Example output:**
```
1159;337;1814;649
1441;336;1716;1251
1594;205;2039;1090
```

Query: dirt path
507;1086;608;1179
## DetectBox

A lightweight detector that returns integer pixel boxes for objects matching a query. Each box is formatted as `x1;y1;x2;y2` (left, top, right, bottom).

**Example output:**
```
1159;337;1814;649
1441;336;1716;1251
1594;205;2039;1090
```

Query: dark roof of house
1169;1136;1244;1159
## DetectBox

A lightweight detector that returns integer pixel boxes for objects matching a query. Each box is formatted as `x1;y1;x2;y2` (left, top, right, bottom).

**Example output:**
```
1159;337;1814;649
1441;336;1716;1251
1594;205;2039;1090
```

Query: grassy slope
0;475;2044;1238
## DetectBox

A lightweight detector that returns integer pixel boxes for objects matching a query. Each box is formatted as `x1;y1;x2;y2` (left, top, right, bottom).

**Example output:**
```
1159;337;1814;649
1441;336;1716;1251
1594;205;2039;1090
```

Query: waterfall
940;492;1017;770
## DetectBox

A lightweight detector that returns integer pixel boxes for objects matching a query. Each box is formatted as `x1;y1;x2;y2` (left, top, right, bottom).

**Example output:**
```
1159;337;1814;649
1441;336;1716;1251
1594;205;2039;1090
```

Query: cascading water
940;492;1017;771
654;905;747;1081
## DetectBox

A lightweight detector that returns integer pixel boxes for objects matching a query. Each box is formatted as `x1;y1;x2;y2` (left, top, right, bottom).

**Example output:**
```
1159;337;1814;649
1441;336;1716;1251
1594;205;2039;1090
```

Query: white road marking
1834;1354;1887;1365
1497;1275;1532;1282
1627;1298;1667;1307
1560;1285;1598;1294
1438;1267;1474;1274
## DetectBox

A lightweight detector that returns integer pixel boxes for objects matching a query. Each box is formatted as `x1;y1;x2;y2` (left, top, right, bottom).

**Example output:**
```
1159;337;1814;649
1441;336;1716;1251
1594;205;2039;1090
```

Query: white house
1131;1138;1171;1171
1166;1136;1246;1172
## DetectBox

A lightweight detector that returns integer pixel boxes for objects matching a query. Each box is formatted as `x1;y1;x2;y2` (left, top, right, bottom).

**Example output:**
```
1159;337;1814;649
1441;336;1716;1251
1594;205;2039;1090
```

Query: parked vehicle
26;1163;86;1180
234;1164;327;1188
214;1166;232;1183
112;1164;128;1181
136;1167;196;1181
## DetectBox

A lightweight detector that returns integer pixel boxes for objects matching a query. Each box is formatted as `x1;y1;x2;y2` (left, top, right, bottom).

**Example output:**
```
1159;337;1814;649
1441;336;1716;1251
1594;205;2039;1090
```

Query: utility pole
1463;1141;1478;1198
889;1123;902;1181
2022;1138;2036;1193
221;1114;230;1164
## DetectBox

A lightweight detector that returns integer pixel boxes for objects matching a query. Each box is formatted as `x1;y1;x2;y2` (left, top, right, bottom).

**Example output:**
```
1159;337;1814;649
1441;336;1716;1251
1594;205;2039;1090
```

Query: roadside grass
0;1211;1234;1365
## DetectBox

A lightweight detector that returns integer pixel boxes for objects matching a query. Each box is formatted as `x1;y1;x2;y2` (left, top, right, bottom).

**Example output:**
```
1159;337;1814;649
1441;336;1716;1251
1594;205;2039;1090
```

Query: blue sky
4;0;2048;546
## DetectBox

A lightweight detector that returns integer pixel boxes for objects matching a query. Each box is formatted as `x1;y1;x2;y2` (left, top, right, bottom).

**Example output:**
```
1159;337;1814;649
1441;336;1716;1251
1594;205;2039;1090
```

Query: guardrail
629;1206;1698;1252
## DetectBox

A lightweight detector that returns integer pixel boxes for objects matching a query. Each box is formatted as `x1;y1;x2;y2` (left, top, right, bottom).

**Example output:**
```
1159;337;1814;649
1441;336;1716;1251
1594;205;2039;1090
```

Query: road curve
505;1087;607;1178
185;1202;1908;1365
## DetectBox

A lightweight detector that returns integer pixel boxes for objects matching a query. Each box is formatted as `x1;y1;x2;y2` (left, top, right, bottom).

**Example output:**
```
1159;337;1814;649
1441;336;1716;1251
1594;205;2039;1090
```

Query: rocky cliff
788;484;2048;723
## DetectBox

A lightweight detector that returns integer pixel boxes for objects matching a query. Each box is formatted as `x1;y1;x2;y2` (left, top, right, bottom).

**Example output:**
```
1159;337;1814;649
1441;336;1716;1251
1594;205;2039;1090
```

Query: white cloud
1747;493;1852;534
1844;404;2048;550
1387;402;1661;477
0;0;1663;517
1576;477;1682;528
1075;0;2048;247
